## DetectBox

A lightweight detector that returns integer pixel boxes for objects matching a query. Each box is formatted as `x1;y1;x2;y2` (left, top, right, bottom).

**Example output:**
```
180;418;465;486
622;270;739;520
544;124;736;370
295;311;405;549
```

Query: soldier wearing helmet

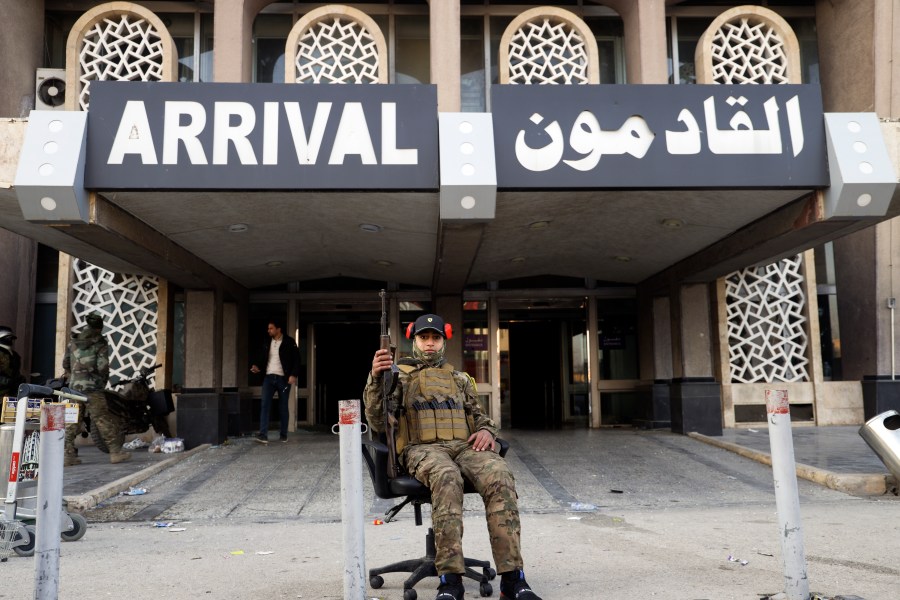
365;313;542;600
62;311;131;465
0;325;25;398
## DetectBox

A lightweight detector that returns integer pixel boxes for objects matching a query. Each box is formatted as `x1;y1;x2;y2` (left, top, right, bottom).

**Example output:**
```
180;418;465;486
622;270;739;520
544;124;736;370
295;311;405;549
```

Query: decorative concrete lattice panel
725;256;809;383
78;14;165;110
71;260;159;388
294;17;380;83
710;17;789;84
507;18;590;84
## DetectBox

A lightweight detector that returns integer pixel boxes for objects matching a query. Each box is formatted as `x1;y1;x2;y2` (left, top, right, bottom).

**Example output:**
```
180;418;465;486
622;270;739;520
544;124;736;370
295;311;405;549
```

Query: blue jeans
260;374;290;437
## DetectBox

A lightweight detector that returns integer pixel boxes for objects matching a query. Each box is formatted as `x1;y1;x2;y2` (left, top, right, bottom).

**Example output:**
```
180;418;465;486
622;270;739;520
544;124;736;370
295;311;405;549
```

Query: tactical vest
394;363;475;454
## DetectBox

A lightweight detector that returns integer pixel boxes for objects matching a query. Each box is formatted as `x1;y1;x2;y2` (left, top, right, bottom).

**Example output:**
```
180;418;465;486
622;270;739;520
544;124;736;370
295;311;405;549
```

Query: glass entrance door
499;299;588;429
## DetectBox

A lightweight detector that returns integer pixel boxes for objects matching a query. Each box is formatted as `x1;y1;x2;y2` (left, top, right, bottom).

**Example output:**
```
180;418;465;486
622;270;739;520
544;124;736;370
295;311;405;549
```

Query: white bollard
765;389;809;600
34;403;65;600
334;399;367;600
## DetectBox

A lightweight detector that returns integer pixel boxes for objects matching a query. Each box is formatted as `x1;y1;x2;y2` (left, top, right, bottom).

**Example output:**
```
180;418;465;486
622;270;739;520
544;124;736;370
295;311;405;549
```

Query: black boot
499;569;542;600
435;573;465;600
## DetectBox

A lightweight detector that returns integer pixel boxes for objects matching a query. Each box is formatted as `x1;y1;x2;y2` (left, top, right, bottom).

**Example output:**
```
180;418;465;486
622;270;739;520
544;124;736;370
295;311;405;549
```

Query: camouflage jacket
0;346;24;397
62;329;109;392
364;359;498;441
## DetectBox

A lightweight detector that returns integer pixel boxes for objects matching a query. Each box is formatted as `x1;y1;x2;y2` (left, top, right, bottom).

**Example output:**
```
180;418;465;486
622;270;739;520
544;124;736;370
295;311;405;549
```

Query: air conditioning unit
35;68;67;110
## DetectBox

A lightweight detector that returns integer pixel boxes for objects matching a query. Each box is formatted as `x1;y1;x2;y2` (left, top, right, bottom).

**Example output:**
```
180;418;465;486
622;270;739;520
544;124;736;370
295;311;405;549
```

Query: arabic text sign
85;81;439;190
491;84;828;189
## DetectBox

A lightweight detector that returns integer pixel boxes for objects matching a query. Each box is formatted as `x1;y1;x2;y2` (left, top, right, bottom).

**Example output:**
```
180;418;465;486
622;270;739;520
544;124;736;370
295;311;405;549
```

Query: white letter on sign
381;103;417;165
107;101;158;165
329;103;376;165
213;102;258;165
163;101;208;165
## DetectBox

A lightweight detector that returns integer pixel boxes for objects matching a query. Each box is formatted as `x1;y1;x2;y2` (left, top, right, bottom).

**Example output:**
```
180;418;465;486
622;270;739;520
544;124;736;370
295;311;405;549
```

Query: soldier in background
62;312;131;465
0;325;25;398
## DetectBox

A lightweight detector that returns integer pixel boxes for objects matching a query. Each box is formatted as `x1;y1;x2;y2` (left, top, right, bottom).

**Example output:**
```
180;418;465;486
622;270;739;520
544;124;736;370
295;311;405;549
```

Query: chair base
369;527;496;598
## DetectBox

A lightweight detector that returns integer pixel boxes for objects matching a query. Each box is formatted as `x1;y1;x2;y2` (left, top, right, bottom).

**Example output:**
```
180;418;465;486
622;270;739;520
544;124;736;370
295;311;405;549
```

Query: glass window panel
489;16;514;86
199;14;214;82
585;17;625;84
396;15;430;84
461;16;486;112
600;391;638;425
597;298;639;380
668;18;713;84
787;17;819;84
254;14;292;83
463;300;490;383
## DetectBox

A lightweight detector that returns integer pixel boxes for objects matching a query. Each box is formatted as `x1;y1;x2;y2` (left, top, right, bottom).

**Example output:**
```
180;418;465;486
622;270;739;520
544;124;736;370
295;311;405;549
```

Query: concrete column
154;278;175;391
672;284;714;379
54;254;74;379
0;230;37;375
435;295;463;370
0;0;44;117
605;0;668;84
429;0;461;112
213;0;273;83
184;290;221;389
222;302;238;389
652;296;673;381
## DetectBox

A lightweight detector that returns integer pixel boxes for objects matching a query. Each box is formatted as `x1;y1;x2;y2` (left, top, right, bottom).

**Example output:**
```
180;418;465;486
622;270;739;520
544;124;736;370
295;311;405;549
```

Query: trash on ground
748;428;759;433
148;434;166;453
567;516;582;520
123;438;149;450
255;551;274;555
230;550;244;555
162;438;185;453
609;489;624;494
569;502;597;511
121;487;147;496
168;527;186;532
153;522;174;528
372;519;384;525
726;554;749;566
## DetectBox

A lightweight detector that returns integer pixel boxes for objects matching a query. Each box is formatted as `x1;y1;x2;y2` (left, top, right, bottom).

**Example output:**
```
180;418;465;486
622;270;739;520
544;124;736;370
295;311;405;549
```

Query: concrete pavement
2;426;897;599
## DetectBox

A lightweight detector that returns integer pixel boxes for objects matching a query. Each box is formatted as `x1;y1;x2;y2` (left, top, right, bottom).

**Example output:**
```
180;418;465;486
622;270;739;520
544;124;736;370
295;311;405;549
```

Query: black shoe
500;569;541;600
279;435;288;443
255;433;269;444
435;573;465;600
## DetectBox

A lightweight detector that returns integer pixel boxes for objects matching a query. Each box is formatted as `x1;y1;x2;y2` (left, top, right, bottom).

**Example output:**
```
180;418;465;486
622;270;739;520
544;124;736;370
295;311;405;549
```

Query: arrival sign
85;81;439;190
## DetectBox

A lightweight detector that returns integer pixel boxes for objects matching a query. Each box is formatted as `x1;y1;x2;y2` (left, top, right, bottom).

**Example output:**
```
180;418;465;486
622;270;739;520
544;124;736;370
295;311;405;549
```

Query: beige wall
0;0;44;117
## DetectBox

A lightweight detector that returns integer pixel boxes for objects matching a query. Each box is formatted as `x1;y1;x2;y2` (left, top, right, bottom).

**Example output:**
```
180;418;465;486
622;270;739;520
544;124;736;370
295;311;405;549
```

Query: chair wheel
480;581;493;597
403;588;418;600
369;575;384;589
484;567;497;580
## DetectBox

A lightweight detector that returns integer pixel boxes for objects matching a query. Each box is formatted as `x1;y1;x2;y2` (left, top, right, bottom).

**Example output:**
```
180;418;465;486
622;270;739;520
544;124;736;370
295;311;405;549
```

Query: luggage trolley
1;384;89;559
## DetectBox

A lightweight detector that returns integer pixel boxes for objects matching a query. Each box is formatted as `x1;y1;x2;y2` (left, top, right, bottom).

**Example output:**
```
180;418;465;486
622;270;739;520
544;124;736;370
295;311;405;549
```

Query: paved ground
2;426;899;599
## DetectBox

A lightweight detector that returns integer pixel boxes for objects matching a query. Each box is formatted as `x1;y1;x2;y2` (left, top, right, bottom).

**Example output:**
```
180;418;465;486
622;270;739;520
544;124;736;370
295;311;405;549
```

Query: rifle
380;290;401;478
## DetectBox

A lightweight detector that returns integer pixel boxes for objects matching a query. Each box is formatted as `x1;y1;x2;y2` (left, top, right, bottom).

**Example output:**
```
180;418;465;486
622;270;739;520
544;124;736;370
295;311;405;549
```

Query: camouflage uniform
62;319;124;457
364;361;523;576
0;346;23;398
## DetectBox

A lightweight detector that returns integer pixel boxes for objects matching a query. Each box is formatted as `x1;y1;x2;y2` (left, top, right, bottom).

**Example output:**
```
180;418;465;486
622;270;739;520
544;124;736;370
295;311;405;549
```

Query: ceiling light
613;255;631;262
375;259;393;267
359;223;382;233
660;218;685;229
228;223;249;233
265;260;282;267
528;220;551;230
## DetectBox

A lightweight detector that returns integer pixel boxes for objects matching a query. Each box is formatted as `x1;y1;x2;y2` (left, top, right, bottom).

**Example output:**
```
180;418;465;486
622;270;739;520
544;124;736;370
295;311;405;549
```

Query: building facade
1;0;899;439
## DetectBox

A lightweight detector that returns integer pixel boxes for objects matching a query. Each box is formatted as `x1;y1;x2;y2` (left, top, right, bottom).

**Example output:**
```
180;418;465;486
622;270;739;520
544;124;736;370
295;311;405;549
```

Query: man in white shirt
250;320;300;443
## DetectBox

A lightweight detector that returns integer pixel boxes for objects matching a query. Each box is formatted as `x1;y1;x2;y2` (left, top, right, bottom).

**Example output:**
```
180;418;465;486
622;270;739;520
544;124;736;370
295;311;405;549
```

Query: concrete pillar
669;283;722;435
652;296;673;381
435;295;463;371
54;254;74;380
213;0;273;83
0;0;44;117
154;278;175;391
184;290;222;389
0;231;37;375
605;0;668;84
429;0;461;112
222;302;238;389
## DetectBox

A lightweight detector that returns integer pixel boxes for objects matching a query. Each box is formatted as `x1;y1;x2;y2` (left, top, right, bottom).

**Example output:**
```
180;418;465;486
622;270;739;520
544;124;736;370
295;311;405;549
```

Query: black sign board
491;84;828;189
85;81;439;190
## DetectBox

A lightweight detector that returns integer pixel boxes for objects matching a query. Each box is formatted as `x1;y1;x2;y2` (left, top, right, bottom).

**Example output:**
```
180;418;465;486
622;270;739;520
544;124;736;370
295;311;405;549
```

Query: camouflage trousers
403;439;522;576
64;399;86;456
65;391;124;454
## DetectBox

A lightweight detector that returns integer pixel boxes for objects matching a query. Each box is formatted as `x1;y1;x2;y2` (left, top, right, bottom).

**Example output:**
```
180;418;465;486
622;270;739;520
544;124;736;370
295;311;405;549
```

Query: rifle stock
380;291;400;479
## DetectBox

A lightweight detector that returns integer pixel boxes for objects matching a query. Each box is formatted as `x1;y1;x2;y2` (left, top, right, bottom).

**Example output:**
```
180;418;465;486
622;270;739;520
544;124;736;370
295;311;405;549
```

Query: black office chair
362;436;509;600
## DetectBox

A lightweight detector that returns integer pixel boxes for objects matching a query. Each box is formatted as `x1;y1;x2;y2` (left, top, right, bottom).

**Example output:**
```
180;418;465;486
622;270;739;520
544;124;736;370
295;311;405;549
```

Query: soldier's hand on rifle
372;348;393;377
